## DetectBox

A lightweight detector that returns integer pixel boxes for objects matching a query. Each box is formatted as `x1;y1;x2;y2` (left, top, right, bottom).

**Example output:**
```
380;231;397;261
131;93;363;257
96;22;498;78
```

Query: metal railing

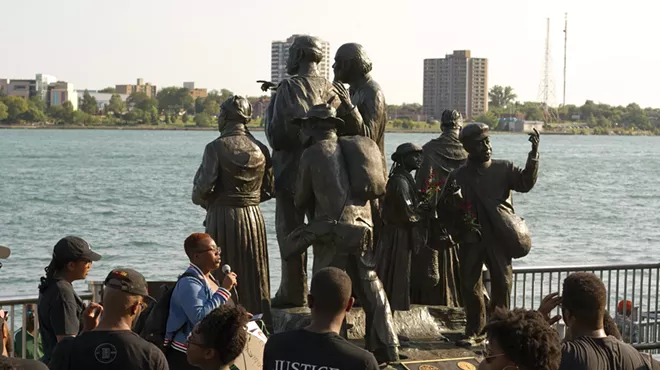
511;262;660;347
0;291;93;360
2;262;660;359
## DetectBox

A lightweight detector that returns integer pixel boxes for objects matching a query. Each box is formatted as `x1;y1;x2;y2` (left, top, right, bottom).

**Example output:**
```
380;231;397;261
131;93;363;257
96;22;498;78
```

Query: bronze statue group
191;35;540;363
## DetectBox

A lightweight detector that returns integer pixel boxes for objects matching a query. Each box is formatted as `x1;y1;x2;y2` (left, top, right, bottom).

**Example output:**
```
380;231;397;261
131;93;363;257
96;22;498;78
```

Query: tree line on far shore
1;85;659;135
0;87;263;128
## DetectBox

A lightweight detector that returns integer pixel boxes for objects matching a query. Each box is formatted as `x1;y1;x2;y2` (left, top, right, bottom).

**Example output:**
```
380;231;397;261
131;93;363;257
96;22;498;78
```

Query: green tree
61;101;75;124
488;86;517;108
182;114;189;123
3;96;29;122
157;87;194;113
126;108;147;124
22;105;47;123
107;94;126;114
195;112;213;127
127;92;157;112
99;87;116;93
29;96;47;112
203;99;220;116
150;106;159;124
195;97;205;114
0;101;8;121
475;111;499;128
80;90;98;115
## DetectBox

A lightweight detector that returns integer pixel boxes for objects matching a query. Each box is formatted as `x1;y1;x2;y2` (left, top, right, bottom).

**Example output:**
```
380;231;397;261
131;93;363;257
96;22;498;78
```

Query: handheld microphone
221;264;239;304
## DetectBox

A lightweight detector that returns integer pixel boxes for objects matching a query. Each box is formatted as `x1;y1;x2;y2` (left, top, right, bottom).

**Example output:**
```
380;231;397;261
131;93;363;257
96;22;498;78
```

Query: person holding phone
37;236;102;363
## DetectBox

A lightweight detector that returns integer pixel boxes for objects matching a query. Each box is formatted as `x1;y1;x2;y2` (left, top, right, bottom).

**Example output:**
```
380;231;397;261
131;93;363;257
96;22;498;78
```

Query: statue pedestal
271;304;466;340
271;305;473;366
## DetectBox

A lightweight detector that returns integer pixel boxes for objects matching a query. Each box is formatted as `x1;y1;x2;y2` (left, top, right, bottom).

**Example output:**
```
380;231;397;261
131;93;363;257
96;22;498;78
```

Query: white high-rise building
270;34;330;85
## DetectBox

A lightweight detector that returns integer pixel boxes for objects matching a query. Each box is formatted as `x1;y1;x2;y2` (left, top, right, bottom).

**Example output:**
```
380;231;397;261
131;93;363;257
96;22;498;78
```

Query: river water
1;130;659;296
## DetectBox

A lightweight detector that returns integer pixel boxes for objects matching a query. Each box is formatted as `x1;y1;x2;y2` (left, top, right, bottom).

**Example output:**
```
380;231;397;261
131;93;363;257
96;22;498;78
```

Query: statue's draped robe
192;125;274;326
411;132;467;307
295;132;399;353
376;167;423;311
264;74;339;306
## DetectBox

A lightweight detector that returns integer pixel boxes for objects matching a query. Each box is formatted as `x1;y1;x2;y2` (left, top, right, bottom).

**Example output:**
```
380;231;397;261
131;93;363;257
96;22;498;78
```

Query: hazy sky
2;0;658;107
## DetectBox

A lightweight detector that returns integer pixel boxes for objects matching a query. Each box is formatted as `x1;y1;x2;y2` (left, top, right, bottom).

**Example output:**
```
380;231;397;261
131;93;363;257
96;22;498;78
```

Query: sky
2;0;659;108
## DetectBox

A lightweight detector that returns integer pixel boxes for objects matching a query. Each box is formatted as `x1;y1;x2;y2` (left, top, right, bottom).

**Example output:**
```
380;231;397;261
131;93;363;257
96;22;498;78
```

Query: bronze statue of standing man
332;43;388;237
192;95;275;326
264;35;339;308
411;110;468;307
289;104;400;363
444;123;540;347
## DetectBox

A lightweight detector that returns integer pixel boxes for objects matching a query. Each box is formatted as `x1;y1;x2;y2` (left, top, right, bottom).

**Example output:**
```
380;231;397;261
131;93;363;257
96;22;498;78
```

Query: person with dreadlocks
37;236;102;364
375;143;426;315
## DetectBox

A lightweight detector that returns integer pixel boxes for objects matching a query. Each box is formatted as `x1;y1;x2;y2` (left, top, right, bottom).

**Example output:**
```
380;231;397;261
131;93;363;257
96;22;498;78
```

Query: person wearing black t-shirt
37;236;102;364
538;272;657;370
48;268;168;370
263;267;380;370
1;245;48;370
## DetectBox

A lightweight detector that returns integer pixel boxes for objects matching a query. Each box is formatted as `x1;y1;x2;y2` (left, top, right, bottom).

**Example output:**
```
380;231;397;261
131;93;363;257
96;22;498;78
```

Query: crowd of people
1;239;659;370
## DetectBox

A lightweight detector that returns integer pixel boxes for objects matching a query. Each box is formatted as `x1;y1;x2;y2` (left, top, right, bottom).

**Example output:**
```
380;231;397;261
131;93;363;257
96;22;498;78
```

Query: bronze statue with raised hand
444;123;540;347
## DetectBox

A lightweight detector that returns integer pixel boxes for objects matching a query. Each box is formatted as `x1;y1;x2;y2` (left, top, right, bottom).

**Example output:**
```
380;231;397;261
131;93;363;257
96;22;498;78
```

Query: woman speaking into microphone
164;233;237;370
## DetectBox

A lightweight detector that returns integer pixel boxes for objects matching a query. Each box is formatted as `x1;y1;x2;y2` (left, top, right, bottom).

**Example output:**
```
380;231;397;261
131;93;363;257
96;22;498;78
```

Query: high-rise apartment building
116;78;157;98
270;34;330;85
423;50;488;120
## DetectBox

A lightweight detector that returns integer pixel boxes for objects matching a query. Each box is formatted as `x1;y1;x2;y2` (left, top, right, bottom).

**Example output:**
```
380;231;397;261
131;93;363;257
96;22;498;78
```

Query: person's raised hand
537;292;562;325
529;128;540;156
82;302;103;331
222;272;237;290
332;81;352;107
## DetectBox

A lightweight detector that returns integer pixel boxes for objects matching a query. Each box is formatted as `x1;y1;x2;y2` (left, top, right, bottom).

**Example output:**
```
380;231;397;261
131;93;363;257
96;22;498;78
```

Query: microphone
221;264;239;304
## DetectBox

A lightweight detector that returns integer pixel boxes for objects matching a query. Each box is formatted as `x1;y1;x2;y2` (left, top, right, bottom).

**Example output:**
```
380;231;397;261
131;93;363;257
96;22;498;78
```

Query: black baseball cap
104;268;155;302
53;236;102;263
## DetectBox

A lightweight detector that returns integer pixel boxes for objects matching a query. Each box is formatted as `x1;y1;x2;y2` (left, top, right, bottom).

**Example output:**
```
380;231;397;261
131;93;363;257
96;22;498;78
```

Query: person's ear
346;297;355;312
204;347;216;361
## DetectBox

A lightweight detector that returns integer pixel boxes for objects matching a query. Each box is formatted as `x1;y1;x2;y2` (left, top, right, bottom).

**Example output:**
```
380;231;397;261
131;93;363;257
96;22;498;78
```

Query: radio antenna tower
538;18;558;122
562;13;568;106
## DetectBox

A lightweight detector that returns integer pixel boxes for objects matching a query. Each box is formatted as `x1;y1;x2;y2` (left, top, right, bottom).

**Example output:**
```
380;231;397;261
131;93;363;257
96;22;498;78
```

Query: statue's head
287;36;324;76
391;142;423;172
293;103;343;147
218;95;252;132
441;109;462;130
333;43;373;84
459;122;491;162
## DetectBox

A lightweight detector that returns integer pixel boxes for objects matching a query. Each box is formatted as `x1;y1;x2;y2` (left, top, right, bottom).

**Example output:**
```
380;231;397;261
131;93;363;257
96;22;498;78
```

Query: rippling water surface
1;130;659;296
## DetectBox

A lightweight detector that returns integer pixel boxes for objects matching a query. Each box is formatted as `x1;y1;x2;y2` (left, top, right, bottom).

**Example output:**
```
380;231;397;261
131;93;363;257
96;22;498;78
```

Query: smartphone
249;313;263;322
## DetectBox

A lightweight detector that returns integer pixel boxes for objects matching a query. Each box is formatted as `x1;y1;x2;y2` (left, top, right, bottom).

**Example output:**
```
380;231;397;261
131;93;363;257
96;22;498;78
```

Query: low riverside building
0;73;77;110
116;78;157;98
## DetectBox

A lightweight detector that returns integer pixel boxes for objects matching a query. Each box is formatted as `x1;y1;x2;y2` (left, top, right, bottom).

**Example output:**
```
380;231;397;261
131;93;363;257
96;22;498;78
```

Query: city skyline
2;0;658;108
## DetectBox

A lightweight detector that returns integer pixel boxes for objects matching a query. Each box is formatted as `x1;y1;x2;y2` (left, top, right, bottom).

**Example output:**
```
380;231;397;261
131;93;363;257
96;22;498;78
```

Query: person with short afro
479;308;561;370
185;305;249;370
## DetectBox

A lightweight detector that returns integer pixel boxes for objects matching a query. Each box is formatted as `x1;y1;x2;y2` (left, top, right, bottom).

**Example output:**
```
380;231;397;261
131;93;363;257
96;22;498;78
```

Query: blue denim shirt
164;264;231;352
